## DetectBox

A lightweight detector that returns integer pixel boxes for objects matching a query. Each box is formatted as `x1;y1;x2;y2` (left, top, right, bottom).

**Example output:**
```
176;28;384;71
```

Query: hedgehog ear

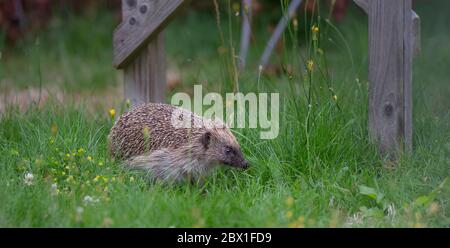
200;131;211;149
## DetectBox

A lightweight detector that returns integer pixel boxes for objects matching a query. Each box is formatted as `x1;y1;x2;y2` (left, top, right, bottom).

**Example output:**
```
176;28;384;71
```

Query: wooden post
123;33;166;105
114;0;187;106
354;0;420;157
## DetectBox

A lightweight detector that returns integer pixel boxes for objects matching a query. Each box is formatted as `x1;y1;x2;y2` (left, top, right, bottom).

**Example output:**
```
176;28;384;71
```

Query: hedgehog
108;103;249;182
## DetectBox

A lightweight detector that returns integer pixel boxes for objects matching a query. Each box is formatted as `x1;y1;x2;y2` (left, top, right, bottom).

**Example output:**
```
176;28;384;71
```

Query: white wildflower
76;206;84;215
83;195;99;205
24;173;34;186
75;206;84;223
51;183;59;195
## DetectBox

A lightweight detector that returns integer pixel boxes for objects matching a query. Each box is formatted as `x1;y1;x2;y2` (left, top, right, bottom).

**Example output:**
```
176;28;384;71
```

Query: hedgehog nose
241;161;250;169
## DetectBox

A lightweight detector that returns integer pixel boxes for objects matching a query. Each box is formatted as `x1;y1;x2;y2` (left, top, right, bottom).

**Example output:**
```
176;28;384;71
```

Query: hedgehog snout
240;160;250;170
223;159;249;170
235;149;249;169
229;154;249;170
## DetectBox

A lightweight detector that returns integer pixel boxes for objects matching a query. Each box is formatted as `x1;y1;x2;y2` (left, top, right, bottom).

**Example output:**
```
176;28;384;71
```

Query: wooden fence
113;0;420;158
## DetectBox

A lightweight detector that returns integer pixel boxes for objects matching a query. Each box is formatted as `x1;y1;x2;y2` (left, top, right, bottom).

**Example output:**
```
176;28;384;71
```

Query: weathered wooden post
354;0;420;158
113;0;187;106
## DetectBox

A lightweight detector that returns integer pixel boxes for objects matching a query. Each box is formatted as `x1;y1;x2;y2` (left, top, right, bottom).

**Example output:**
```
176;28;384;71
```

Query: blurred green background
0;0;449;227
0;0;449;115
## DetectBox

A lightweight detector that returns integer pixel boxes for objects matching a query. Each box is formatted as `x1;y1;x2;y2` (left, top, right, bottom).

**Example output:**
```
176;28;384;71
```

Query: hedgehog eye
225;146;234;155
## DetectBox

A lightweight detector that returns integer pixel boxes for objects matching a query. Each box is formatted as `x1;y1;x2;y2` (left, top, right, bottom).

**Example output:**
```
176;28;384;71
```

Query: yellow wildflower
51;123;58;136
244;3;250;13
87;156;92;161
307;60;314;72
109;108;116;119
293;18;298;28
285;211;293;219
93;175;101;183
332;95;338;101
285;196;294;207
311;25;319;33
232;2;240;15
289;216;305;228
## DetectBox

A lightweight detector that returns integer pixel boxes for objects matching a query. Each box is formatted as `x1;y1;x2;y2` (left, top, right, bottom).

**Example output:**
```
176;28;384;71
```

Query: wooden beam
113;0;186;69
120;0;167;106
367;0;413;156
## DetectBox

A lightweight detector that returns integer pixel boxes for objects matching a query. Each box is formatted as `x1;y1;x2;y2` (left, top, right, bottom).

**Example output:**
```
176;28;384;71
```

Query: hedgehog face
200;131;249;169
220;144;249;169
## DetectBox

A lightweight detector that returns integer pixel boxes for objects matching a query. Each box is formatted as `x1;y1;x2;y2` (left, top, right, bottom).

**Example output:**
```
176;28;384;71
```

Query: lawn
0;1;449;227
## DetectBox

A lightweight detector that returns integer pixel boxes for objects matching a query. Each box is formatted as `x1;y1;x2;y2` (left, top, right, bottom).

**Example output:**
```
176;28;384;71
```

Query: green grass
0;1;449;227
